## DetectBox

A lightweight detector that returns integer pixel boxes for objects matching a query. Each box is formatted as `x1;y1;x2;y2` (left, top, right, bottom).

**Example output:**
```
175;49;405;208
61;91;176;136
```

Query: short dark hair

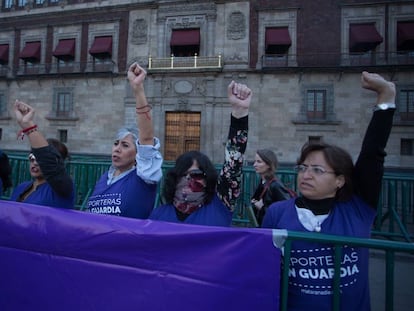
47;138;69;160
297;142;354;201
162;150;217;205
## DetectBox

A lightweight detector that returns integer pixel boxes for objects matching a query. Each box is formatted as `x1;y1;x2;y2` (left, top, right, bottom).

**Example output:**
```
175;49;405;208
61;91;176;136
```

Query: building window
397;21;414;53
18;0;26;7
265;27;291;55
4;0;13;9
53;38;75;62
0;44;8;65
58;129;68;143
399;89;414;121
308;136;322;144
170;29;200;57
0;93;6;117
19;41;41;64
306;90;326;120
401;139;414;156
349;23;383;54
89;36;112;60
56;92;72;117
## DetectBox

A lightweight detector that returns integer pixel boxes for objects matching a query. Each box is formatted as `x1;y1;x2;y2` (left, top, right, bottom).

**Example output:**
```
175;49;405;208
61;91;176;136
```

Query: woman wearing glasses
262;71;396;311
149;80;251;226
10;100;75;209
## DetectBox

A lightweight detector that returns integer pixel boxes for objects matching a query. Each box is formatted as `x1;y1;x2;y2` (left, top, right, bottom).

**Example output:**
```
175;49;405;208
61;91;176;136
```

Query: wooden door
164;112;201;161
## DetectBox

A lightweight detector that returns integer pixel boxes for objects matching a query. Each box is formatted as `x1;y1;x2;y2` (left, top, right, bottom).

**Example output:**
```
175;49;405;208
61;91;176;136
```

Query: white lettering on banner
88;193;122;215
288;246;360;291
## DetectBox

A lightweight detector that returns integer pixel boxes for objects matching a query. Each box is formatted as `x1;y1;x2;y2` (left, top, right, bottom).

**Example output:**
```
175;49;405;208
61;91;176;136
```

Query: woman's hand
252;198;264;210
228;81;252;118
127;62;146;95
14;100;35;129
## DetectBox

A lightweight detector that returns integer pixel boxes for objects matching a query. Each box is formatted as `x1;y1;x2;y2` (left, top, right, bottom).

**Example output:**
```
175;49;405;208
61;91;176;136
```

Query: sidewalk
370;250;414;311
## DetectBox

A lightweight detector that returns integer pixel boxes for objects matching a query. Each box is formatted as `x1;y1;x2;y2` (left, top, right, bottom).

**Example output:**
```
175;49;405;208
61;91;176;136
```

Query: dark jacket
252;178;291;225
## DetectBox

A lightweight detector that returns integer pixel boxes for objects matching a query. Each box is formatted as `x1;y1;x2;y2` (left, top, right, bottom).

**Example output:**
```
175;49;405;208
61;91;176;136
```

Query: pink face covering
173;176;207;215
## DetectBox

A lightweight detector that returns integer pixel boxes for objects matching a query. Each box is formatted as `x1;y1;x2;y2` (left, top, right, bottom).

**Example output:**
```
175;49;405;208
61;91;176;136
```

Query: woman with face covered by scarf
150;80;251;226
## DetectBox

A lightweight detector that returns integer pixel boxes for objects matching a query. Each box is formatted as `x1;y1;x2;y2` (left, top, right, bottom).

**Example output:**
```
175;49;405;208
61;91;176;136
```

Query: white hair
116;127;139;150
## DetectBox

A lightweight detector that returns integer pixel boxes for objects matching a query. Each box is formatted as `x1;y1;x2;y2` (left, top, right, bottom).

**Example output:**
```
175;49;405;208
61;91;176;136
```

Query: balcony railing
11;60;116;76
148;54;222;70
262;51;414;69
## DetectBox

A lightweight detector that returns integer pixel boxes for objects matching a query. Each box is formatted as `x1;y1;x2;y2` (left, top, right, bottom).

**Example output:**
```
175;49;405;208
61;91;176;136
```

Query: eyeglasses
28;153;36;162
185;169;206;180
294;164;336;176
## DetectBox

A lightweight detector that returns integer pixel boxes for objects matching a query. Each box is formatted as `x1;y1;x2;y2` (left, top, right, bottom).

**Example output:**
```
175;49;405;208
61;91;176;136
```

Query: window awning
53;39;75;60
265;27;292;47
20;41;41;62
349;24;383;53
0;44;9;64
397;22;414;51
170;29;200;46
89;36;112;58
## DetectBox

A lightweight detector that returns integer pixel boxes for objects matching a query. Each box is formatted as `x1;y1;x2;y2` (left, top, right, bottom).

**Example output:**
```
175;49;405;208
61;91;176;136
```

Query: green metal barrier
279;230;414;311
3;154;413;242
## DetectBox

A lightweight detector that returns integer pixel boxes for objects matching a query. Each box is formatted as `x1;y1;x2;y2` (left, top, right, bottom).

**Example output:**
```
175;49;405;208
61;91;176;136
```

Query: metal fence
2;153;413;242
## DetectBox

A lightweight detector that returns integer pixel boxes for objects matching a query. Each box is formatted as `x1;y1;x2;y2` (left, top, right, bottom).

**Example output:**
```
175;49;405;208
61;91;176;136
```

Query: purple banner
0;200;281;311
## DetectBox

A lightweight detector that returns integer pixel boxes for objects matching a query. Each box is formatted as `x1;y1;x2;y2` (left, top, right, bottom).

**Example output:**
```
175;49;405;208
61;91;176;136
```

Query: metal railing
279;230;414;311
148;54;222;70
2;154;413;242
262;51;414;68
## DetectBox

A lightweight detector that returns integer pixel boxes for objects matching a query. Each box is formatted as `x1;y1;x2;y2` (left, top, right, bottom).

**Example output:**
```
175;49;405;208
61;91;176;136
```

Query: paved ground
370;250;414;311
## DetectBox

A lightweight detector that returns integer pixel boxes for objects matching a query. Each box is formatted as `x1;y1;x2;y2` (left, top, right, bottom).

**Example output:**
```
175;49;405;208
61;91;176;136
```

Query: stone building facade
0;0;413;168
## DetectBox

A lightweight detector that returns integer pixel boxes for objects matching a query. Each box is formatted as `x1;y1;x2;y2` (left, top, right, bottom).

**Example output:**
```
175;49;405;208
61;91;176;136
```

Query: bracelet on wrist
17;124;38;140
136;104;152;120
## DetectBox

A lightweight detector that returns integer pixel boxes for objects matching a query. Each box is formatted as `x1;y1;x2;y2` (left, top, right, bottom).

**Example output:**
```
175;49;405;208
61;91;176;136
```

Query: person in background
0;149;12;198
87;62;162;219
10;101;75;209
251;149;292;226
149;80;251;226
262;71;396;311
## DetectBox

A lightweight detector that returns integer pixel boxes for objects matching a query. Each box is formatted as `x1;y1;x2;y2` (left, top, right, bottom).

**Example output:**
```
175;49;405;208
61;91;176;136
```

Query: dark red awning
349;24;383;53
397;22;414;51
89;36;112;57
0;44;9;64
53;39;75;59
170;29;200;46
265;27;292;47
20;41;41;61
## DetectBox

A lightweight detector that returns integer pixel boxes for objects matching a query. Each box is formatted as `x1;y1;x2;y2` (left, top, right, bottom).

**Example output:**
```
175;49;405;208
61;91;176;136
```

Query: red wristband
17;124;38;140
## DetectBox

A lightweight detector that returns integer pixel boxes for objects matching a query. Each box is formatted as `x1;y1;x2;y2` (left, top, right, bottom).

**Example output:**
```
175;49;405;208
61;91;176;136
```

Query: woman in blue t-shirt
262;71;396;311
10;101;75;209
87;62;163;219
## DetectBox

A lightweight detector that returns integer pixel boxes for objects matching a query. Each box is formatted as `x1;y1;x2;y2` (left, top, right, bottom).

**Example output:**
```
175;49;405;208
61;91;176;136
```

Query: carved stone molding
227;11;246;40
131;19;148;45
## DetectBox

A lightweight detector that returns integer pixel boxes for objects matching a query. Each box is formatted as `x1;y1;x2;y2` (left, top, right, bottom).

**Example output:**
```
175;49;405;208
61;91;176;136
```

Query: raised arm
216;81;251;211
14;100;73;198
127;62;163;184
354;71;396;208
127;62;154;146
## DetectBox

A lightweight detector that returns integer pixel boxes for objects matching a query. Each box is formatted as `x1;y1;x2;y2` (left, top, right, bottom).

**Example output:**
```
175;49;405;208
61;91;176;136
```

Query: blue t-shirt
262;196;375;311
11;181;75;209
150;195;233;227
88;169;157;219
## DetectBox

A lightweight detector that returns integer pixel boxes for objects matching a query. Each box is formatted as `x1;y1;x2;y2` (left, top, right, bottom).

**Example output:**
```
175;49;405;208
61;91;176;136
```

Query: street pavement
370;250;414;311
